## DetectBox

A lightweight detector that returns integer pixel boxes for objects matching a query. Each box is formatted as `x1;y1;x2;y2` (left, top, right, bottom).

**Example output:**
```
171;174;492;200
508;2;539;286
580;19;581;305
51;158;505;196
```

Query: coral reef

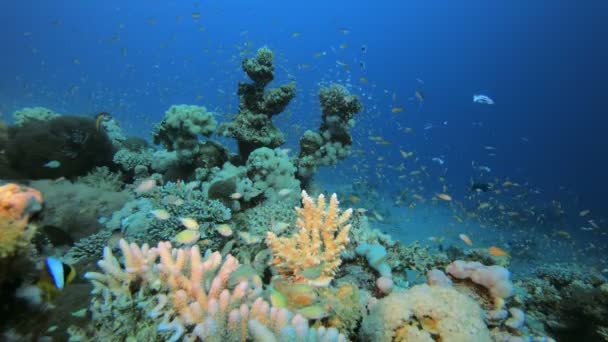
205;147;299;210
361;284;492;341
5;116;114;179
296;84;362;182
237;147;300;203
12;106;60;127
0;183;43;258
517;263;608;341
153;105;218;165
80;239;346;341
1;47;580;342
98;115;126;149
266;191;352;286
0;121;18;179
446;260;513;308
30;179;130;241
78;166;124;192
113;148;154;172
355;243;394;294
219;47;296;159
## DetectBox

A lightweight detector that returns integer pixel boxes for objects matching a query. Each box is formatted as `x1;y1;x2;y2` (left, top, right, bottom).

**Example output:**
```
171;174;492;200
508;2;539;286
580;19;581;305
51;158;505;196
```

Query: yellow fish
478;202;490;210
347;195;361;203
215;223;233;237
151;209;171;220
179;217;199;230
391;107;404;113
459;234;473;246
174;230;200;245
437;193;452;201
488;246;509;257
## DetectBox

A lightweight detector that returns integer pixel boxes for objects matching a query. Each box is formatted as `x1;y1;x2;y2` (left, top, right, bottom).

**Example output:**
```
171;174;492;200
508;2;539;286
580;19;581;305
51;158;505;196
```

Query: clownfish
37;257;76;301
94;112;112;132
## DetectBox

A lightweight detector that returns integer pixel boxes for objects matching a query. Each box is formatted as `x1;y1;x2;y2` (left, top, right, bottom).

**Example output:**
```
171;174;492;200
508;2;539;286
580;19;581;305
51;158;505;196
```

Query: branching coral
0;183;43;258
266;190;352;286
83;239;346;341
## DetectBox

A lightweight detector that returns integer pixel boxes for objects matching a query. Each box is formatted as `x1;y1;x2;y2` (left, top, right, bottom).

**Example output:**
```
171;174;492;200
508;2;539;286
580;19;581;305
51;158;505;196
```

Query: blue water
2;0;606;257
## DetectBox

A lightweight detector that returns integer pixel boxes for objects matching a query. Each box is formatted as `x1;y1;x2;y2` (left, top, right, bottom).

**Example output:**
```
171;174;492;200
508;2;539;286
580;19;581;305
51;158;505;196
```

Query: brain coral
360;284;491;342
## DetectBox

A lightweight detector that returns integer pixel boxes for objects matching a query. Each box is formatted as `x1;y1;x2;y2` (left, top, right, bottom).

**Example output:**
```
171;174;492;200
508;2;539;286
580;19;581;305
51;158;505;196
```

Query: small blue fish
473;94;494;105
43;160;61;168
432;157;445;165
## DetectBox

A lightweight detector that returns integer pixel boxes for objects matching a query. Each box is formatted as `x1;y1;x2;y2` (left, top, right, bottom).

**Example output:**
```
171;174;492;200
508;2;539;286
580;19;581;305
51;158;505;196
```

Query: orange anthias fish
459;234;473;247
488;246;509;257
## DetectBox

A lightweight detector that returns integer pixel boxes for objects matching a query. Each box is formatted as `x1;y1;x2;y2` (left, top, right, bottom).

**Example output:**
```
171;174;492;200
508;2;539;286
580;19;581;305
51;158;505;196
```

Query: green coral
238;147;300;203
147;183;231;241
153;104;217;164
204;148;300;208
233;197;298;237
219;47;296;159
78;166;124;192
296;84;362;181
113;148;154;172
105;198;155;238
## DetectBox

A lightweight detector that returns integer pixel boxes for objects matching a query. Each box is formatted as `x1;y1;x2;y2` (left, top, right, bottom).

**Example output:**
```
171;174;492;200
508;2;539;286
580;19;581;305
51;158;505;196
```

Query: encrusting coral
0;183;43;258
82;239;346;341
266;190;352;286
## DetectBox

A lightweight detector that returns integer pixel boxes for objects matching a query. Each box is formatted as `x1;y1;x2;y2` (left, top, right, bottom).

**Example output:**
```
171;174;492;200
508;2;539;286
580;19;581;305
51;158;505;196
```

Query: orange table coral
0;183;43;257
266;190;352;286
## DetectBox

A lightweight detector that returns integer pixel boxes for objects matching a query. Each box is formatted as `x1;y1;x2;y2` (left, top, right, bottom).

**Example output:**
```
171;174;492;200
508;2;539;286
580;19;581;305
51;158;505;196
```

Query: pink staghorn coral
84;239;347;341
